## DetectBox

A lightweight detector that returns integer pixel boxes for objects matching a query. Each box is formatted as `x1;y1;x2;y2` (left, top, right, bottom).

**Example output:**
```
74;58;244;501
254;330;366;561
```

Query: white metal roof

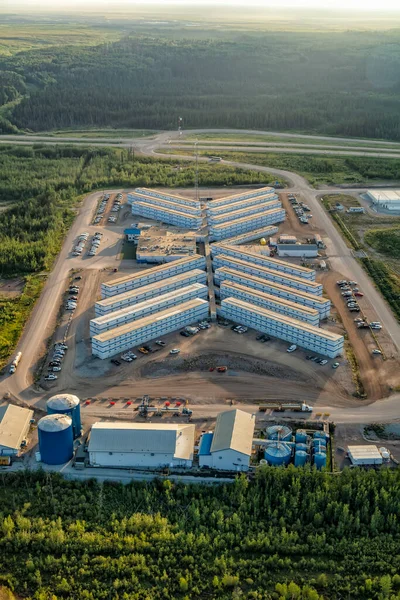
368;189;400;203
210;409;255;456
0;404;33;451
348;445;382;460
89;422;195;460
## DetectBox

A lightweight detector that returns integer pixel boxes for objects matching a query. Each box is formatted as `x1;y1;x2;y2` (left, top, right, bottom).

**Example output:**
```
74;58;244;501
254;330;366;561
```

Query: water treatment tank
47;394;81;438
265;442;292;466
38;414;73;465
266;425;292;442
294;450;308;467
312;438;327;450
295;429;308;444
313;431;329;441
314;452;327;470
295;443;308;453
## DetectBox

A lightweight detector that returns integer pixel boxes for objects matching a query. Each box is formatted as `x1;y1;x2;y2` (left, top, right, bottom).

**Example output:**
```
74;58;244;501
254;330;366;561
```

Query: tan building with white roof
0;404;33;456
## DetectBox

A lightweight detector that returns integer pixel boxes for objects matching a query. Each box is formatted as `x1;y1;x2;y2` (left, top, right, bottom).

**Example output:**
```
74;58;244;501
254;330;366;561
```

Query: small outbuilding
0;404;33;456
348;445;383;466
208;409;255;472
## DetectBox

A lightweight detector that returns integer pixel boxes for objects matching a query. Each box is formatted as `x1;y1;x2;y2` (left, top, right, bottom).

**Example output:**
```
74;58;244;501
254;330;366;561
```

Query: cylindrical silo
295;443;308;453
47;394;81;438
314;452;327;470
312;438;327;451
294;450;308;467
264;442;292;466
313;431;329;441
295;430;307;444
38;414;73;465
266;425;292;442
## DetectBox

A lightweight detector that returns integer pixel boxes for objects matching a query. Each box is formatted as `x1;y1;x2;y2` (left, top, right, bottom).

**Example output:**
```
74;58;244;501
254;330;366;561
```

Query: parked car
216;366;227;373
287;344;297;353
319;359;328;366
354;292;364;297
52;367;62;372
138;347;149;354
156;340;166;347
49;361;61;367
372;349;382;355
180;331;190;337
45;374;57;381
110;359;121;366
332;362;340;369
170;349;180;355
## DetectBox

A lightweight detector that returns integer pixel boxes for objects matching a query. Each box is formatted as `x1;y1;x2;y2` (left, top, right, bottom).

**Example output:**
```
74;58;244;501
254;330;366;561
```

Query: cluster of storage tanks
262;426;328;469
37;395;81;465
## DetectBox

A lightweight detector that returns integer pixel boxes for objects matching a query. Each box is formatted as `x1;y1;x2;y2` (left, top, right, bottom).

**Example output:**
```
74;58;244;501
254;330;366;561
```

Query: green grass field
184;133;400;148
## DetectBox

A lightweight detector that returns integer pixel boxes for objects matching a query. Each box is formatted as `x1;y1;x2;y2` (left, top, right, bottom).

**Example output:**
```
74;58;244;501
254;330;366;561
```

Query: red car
354;292;364;297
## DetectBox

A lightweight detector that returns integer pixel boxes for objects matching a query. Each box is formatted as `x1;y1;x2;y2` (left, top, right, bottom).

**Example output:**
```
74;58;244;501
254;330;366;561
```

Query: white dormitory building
207;193;279;217
101;255;206;298
90;284;208;336
0;404;34;456
212;225;279;247
207;186;277;208
220;281;320;326
95;270;207;316
89;422;195;469
129;188;201;209
208;199;282;224
128;191;202;216
92;298;209;359
213;255;322;295
218;297;343;358
131;201;203;229
214;268;331;318
198;409;255;472
211;244;316;281
209;208;286;241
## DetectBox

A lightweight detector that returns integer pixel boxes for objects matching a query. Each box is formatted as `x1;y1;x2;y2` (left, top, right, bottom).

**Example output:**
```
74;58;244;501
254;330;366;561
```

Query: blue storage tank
312;438;327;450
295;430;308;443
314;452;327;470
265;442;292;466
266;425;292;442
314;431;329;441
47;394;81;438
294;450;308;467
296;443;308;452
38;414;73;465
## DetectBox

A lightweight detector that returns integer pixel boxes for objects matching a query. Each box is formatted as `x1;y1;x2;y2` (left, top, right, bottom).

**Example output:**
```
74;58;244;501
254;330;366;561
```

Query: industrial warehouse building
348;445;384;466
96;270;207;316
211;244;316;280
207;193;279;216
220;281;320;326
89;422;195;468
101;255;206;298
130;187;201;209
90;284;208;336
366;189;400;212
131;201;203;229
208;199;282;224
198;410;255;471
207;186;276;208
92;298;209;359
209;208;285;241
218;297;343;357
0;404;33;456
276;243;319;258
214;268;330;318
213;225;279;247
128;191;201;216
213;255;322;295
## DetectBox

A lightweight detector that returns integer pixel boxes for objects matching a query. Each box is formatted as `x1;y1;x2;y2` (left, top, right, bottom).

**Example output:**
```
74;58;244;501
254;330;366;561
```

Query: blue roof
124;228;141;234
198;432;213;456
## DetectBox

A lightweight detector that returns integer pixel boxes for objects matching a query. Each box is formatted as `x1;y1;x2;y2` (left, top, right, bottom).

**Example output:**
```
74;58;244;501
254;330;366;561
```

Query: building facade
211;225;279;247
207;186;276;209
0;404;33;456
128;191;201;216
209;208;285;241
276;244;318;258
207;193;279;217
131;187;201;209
208;199;281;224
131;201;203;229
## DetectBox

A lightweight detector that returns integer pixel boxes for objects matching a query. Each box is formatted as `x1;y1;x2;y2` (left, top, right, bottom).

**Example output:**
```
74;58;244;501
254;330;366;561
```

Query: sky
6;0;400;12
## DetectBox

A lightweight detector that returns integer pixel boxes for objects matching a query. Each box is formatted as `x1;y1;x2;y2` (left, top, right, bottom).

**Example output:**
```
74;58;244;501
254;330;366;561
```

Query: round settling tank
266;425;292;442
295;430;308;444
264;442;292;466
295;443;308;452
47;394;81;438
294;450;308;467
314;452;327;470
38;414;73;465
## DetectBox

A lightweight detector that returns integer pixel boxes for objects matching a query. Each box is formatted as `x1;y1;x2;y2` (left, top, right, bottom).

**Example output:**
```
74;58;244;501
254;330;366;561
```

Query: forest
0;468;399;599
2;20;400;139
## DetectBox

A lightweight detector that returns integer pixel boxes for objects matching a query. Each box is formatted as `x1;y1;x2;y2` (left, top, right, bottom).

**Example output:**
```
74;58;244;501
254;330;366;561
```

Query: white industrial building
90;284;208;336
213;255;322;295
131;201;203;229
218;297;343;357
198;410;255;471
131;187;201;209
208;200;282;224
207;186;276;209
348;445;384;466
101;255;206;298
92;298;209;359
89;422;195;469
211;244;316;280
277;243;318;258
209;208;285;241
95;270;207;316
128;191;202;216
220;281;320;326
366;189;400;212
207;193;279;216
212;225;279;247
0;404;33;456
214;268;330;318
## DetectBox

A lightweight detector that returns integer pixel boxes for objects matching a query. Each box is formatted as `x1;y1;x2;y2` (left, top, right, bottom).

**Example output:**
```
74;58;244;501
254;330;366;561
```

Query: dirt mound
140;352;308;381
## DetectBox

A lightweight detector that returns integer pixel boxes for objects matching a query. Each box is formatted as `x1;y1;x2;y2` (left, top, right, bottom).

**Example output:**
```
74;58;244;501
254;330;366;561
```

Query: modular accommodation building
131;201;203;229
90;284;208;336
101;255;206;298
207;186;276;209
92;298;209;359
213;255;322;295
218;297;343;357
128;191;202;216
211;244;316;281
214;268;330;318
211;226;279;247
132;187;201;209
220;281;320;326
208;199;282;224
209;208;285;241
207;193;280;216
0;404;34;456
89;422;195;469
95;270;207;316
